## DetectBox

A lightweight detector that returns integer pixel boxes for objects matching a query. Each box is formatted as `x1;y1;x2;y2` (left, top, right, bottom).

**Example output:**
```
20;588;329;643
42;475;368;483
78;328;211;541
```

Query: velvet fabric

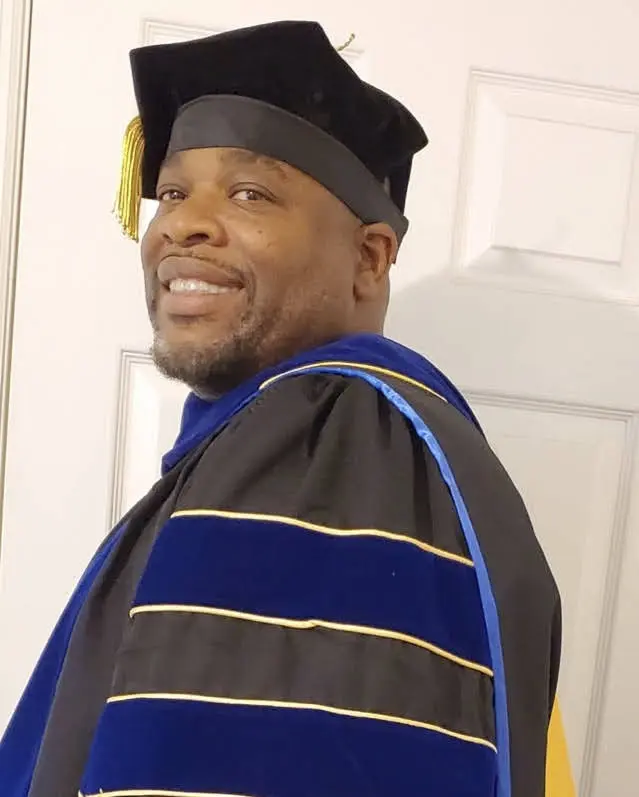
0;527;125;797
134;513;490;667
130;21;428;217
81;698;497;797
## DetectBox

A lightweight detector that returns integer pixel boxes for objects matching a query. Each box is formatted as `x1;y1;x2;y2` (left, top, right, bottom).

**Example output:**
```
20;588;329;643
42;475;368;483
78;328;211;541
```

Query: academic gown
0;334;562;797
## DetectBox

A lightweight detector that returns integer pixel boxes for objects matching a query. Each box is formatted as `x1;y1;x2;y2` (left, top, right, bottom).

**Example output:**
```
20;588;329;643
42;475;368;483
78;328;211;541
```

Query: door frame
0;0;32;557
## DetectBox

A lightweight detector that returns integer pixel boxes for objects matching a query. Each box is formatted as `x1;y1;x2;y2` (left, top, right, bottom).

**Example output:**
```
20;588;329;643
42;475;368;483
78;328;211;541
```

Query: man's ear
353;222;399;301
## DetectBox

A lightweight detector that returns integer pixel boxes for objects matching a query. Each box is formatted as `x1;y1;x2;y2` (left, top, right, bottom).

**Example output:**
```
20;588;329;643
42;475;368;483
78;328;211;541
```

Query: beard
150;299;316;397
152;315;269;397
148;268;347;397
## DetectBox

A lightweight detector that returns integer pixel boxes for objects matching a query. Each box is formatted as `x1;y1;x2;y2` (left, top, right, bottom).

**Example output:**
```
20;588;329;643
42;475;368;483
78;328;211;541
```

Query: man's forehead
160;148;289;177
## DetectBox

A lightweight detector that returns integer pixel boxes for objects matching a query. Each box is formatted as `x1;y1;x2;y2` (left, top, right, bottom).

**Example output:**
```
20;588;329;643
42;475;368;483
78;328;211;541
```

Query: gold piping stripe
170;508;473;568
106;692;497;752
80;792;252;797
80;791;253;797
259;360;448;402
129;603;493;677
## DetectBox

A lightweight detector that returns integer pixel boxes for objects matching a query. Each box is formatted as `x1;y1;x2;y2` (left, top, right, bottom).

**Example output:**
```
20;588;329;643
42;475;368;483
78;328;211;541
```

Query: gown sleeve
84;372;560;797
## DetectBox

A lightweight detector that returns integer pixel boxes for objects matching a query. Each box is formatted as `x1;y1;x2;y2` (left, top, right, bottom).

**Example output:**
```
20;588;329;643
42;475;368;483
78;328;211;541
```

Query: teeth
169;278;233;295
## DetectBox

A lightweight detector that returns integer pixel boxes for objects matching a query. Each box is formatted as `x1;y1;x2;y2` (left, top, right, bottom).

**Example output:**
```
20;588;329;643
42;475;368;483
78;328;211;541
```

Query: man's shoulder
242;366;483;446
185;366;494;500
173;368;497;565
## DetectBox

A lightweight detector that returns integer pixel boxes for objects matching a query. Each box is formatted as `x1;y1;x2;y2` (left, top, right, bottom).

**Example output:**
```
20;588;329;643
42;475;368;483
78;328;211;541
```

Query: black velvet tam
129;20;428;240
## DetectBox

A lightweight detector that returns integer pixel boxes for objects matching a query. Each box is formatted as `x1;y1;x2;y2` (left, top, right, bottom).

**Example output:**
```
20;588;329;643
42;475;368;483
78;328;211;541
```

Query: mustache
158;251;247;283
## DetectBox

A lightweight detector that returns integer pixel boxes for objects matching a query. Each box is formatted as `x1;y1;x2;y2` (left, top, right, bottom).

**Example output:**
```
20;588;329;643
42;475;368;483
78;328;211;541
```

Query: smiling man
146;145;386;397
0;20;567;797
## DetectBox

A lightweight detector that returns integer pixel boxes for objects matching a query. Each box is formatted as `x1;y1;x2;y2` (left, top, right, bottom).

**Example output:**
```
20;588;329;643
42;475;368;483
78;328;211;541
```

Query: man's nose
158;195;227;248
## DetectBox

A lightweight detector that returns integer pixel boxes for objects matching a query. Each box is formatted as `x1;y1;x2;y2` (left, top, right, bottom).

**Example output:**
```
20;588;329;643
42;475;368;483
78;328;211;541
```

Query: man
0;20;568;797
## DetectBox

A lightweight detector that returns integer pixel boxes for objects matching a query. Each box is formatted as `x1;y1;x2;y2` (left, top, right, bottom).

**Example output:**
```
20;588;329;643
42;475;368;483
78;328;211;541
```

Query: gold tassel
113;116;144;242
336;33;356;52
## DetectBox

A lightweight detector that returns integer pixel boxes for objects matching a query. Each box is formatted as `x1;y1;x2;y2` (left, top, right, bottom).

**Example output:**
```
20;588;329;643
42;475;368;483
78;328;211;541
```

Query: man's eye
231;187;270;202
157;189;185;202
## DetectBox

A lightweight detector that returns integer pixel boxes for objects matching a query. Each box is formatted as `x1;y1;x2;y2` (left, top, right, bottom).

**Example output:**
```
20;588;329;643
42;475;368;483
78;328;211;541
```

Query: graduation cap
115;20;428;243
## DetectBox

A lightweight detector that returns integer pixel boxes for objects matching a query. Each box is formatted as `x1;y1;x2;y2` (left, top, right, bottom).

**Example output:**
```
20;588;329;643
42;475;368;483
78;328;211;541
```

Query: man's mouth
154;255;246;320
168;277;236;296
158;277;243;319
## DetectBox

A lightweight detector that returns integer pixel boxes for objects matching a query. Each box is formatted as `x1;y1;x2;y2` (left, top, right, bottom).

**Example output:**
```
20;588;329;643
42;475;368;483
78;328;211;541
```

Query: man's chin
153;335;218;377
151;333;259;395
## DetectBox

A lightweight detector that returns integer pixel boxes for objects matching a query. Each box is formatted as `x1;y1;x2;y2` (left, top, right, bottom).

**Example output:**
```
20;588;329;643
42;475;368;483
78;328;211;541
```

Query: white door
1;2;638;795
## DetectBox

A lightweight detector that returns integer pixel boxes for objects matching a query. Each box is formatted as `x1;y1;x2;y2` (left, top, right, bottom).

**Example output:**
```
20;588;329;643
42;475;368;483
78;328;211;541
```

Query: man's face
141;147;365;395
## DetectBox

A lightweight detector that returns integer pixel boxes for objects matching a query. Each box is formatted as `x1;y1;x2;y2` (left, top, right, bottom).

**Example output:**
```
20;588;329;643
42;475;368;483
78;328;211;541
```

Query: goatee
151;325;266;398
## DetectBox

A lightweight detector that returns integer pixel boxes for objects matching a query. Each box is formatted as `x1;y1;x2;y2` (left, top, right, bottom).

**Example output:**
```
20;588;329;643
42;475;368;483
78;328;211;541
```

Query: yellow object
336;33;356;52
114;116;144;242
546;701;577;796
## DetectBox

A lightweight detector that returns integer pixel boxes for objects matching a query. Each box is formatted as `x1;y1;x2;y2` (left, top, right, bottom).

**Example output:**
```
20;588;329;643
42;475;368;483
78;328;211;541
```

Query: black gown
28;373;560;797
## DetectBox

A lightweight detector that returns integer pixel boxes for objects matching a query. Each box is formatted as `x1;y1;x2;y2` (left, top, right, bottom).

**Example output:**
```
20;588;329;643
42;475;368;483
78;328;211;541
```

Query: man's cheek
143;274;160;317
